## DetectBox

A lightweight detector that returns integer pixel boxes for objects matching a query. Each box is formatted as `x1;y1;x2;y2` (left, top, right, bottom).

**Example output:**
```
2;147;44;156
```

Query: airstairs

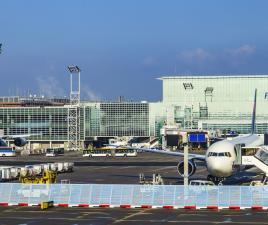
241;146;268;176
149;138;159;148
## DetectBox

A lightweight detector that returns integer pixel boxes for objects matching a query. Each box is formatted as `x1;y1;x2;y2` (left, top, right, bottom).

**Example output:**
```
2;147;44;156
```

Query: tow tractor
250;176;268;186
19;170;57;184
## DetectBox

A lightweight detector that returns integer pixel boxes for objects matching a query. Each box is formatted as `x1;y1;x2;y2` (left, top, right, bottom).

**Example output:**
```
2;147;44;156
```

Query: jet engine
177;160;196;177
14;137;27;147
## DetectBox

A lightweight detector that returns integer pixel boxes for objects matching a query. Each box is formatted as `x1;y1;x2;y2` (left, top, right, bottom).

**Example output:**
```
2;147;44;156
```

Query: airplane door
233;143;245;165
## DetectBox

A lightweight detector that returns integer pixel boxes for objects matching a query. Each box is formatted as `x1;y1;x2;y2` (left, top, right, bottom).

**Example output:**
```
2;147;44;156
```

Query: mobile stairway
241;146;268;176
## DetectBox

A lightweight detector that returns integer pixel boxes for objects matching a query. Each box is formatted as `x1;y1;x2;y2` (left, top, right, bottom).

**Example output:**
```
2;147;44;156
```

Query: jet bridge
237;146;268;176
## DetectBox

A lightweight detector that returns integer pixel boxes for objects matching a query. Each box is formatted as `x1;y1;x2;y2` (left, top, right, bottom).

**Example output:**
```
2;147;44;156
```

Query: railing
0;183;268;209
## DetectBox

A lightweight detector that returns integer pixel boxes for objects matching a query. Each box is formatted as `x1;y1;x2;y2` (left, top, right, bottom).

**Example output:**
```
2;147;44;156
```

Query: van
189;180;215;186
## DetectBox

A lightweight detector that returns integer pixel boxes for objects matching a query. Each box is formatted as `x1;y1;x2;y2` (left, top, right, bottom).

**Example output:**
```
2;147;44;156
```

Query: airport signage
183;82;193;90
188;133;206;142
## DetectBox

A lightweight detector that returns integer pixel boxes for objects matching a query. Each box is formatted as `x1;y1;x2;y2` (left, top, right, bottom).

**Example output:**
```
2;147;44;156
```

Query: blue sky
0;0;268;101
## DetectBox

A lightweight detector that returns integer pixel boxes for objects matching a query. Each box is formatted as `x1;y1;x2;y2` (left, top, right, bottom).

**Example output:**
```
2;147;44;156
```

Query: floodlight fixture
205;87;214;93
68;66;81;73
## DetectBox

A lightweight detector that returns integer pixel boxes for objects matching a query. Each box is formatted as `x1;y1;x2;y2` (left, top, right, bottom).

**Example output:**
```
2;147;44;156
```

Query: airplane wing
0;133;41;139
129;147;206;161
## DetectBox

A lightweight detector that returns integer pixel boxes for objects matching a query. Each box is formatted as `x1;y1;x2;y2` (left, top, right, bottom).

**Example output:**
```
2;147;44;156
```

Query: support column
183;144;189;186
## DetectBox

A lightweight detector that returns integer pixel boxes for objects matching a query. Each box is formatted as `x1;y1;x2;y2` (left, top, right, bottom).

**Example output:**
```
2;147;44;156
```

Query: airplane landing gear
207;175;225;185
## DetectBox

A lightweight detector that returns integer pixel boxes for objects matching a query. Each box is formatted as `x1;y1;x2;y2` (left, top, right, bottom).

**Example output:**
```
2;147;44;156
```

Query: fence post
162;185;165;206
251;186;253;207
229;186;231;207
217;186;219;207
240;186;242;208
152;185;155;206
88;184;93;205
206;185;208;207
66;184;71;205
131;185;135;206
7;183;13;204
78;184;83;205
28;184;33;205
119;185;123;205
109;185;113;206
172;186;176;207
261;186;264;207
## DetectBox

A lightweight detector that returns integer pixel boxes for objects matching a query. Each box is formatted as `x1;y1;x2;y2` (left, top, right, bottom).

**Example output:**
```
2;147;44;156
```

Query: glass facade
161;75;268;133
0;102;150;142
99;103;149;136
0;107;68;141
84;102;149;137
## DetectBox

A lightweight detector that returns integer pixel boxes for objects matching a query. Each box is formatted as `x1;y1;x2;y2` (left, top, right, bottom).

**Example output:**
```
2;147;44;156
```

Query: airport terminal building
0;75;268;149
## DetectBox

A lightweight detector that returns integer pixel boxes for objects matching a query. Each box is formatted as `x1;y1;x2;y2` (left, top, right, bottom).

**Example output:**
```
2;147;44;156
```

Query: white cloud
225;44;256;56
36;76;65;97
178;48;212;63
81;85;101;101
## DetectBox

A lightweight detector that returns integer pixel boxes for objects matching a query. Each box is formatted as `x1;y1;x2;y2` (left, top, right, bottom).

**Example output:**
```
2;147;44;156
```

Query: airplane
0;133;40;147
127;89;264;184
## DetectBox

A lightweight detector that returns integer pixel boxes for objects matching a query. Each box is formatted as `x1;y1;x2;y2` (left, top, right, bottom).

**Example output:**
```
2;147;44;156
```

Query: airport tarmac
56;165;208;184
0;152;266;224
0;152;206;184
0;151;183;164
0;206;267;225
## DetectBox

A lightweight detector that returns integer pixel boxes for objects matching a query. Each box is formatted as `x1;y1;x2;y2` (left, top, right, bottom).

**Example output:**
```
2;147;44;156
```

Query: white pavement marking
112;209;151;224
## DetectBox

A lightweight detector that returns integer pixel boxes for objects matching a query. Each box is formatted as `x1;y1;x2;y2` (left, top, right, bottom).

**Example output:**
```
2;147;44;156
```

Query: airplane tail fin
251;89;257;134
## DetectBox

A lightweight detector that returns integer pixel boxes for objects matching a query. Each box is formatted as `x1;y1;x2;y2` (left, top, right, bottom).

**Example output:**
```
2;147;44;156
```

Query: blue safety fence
0;183;268;208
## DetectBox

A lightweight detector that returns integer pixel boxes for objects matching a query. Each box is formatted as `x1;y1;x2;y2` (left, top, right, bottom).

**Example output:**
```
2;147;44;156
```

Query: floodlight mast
67;66;81;151
68;66;81;105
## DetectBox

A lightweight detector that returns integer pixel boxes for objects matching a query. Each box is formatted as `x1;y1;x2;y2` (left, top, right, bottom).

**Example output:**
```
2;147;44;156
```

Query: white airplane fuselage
205;134;264;178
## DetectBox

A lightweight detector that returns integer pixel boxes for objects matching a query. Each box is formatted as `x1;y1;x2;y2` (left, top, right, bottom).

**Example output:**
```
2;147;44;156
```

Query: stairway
242;147;268;176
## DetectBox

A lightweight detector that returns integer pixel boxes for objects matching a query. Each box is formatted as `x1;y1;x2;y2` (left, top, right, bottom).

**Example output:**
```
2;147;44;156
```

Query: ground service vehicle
189;180;215;186
46;148;64;157
19;170;57;184
83;148;137;157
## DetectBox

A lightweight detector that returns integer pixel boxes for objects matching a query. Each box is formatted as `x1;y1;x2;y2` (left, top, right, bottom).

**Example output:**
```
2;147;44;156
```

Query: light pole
67;65;81;151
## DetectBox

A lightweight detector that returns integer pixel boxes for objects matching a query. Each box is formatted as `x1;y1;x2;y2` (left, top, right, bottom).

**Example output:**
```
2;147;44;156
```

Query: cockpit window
208;152;231;157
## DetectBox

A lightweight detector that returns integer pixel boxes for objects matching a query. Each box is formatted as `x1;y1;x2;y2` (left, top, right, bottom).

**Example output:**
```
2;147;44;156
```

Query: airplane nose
207;158;233;177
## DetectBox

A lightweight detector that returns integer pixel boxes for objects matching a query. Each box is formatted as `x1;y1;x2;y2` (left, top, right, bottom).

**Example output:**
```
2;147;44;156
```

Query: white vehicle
189;180;215;186
82;149;112;157
114;148;137;157
0;148;16;157
46;148;64;157
83;148;137;157
0;167;12;180
129;89;265;183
